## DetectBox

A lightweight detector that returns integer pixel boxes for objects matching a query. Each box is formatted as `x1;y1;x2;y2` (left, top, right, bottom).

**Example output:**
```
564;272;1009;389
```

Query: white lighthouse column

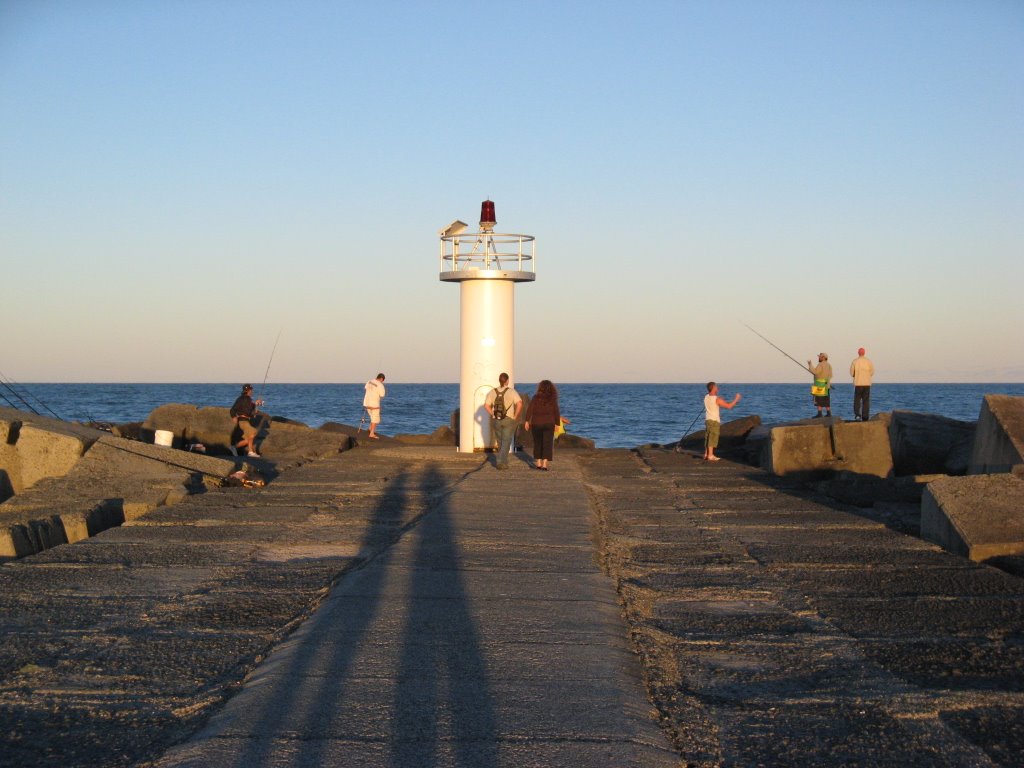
459;278;515;452
439;201;536;454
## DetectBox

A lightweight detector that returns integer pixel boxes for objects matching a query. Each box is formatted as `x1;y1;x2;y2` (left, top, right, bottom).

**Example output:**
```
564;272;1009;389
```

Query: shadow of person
225;462;497;768
389;464;498;766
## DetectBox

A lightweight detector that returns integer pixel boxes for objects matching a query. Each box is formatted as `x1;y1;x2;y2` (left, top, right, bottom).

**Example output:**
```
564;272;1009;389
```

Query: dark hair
706;381;716;393
535;379;557;400
243;384;253;393
498;372;509;385
376;373;386;381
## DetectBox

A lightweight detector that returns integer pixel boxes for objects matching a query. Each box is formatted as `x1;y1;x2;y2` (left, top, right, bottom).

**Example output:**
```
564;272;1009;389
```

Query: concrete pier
1;443;1023;766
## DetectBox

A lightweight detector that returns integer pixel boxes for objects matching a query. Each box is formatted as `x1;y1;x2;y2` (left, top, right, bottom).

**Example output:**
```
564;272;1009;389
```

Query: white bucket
154;429;174;447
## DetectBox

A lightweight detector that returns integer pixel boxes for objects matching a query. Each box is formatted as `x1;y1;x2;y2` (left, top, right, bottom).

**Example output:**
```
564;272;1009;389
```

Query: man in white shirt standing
703;381;741;462
850;348;875;421
363;373;386;439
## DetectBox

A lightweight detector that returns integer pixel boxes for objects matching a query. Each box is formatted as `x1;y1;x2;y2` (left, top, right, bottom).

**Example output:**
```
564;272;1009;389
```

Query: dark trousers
854;386;871;420
531;424;555;461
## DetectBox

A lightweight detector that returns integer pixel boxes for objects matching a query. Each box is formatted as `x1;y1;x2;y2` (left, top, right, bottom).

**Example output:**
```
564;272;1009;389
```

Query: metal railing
439;232;535;274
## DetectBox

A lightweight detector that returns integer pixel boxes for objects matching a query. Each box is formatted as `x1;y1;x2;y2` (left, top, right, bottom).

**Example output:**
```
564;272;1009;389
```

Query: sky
1;0;1022;384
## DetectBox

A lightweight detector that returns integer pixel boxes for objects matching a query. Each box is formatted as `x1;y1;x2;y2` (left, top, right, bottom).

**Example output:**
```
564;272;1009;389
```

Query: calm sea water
8;383;1023;449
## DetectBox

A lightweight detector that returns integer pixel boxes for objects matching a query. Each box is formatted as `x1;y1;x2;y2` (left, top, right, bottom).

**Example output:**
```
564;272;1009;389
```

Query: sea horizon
4;382;1022;449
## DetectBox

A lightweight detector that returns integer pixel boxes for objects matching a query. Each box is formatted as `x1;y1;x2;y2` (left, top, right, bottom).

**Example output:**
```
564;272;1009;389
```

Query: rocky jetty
672;396;1024;571
0;404;354;561
1;398;1023;766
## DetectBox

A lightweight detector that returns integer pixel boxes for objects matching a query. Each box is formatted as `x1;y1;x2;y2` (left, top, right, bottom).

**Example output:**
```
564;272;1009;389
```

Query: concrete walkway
156;448;678;767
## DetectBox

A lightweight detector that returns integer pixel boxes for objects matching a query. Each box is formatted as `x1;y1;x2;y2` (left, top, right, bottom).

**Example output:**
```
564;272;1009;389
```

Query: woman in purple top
524;379;561;471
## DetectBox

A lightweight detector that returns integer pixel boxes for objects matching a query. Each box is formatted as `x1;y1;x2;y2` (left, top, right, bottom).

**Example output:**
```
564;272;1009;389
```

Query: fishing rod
256;328;283;405
0;370;62;420
742;324;811;375
0;388;19;409
675;408;704;451
743;323;839;389
0;372;42;415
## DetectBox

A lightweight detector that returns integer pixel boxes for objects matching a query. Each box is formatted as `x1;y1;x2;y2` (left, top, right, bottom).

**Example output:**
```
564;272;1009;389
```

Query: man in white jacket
363;373;386;438
850;349;875;421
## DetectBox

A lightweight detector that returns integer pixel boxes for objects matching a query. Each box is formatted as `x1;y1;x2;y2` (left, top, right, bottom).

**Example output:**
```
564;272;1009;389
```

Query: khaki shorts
238;419;258;441
705;419;721;449
366;407;381;425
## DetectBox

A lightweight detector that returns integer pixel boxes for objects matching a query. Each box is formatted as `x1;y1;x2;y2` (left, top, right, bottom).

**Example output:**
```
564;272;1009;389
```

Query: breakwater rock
888;410;975;476
1;403;357;561
143;403;353;461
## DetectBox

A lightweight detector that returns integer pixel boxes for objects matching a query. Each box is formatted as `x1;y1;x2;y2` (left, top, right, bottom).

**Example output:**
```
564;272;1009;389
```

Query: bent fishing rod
743;323;839;388
742;324;810;374
256;328;283;405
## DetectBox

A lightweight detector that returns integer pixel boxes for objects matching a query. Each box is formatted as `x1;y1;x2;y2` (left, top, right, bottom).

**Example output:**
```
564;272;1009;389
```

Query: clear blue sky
2;0;1021;383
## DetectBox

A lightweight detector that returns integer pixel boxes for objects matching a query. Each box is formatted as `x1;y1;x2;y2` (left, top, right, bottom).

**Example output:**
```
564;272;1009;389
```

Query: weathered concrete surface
767;419;894;478
970;395;1024;475
581;446;1024;767
6;440;1024;767
0;447;676;768
1;433;247;560
154;448;675;768
922;474;1024;561
0;406;103;498
889;410;976;476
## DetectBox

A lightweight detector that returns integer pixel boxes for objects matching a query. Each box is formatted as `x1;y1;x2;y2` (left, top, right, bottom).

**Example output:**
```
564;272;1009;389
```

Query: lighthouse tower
440;200;535;453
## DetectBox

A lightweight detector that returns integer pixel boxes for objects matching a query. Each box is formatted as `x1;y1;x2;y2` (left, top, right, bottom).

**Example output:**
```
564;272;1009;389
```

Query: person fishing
807;352;833;418
362;373;386;439
703;382;741;462
229;384;264;457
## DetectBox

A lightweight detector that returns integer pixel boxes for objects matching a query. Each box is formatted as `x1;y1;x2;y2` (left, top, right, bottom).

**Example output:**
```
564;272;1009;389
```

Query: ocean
5;383;1022;449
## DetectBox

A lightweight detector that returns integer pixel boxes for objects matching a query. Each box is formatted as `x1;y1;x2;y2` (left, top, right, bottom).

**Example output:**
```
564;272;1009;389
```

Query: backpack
492;387;507;419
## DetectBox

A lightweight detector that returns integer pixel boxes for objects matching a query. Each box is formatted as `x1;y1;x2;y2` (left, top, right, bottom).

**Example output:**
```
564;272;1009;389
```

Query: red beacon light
479;199;496;231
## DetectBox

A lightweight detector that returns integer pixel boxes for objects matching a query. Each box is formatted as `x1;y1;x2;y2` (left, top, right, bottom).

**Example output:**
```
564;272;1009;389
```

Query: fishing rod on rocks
0;369;64;418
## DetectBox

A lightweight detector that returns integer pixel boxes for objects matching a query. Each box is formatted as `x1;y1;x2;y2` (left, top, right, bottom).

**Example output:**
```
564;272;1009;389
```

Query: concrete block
888;410;975;476
0;408;111;503
0;522;38;559
768;420;893;478
922;474;1024;561
18;424;89;488
94;434;238;478
969;395;1024;475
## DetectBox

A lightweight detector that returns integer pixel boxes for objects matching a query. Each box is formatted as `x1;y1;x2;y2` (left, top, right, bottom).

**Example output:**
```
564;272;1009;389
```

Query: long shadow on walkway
389;464;498;767
219;461;495;767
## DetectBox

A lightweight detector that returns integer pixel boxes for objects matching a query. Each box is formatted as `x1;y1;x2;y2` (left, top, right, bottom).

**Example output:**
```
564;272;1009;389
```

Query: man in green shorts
703;381;742;462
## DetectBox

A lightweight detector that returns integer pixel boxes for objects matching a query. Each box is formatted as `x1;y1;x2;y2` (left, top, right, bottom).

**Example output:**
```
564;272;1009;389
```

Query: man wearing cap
807;353;833;419
850;347;875;421
229;384;264;457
